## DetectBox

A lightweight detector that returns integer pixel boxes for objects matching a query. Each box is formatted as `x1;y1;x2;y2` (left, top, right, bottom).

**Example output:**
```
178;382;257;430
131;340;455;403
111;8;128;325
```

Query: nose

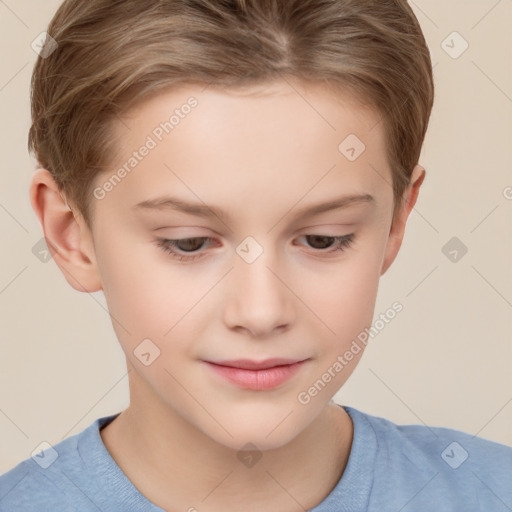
223;245;295;338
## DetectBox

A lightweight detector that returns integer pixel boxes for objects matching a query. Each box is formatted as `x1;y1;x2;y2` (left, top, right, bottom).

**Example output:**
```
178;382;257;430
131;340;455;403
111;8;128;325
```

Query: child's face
82;80;418;450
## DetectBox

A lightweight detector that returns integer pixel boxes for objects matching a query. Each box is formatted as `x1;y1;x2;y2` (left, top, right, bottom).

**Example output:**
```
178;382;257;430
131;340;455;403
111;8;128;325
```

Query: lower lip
204;360;307;391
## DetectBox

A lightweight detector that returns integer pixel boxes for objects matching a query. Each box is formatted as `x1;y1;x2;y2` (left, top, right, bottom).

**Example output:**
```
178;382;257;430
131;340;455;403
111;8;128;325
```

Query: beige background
1;1;511;473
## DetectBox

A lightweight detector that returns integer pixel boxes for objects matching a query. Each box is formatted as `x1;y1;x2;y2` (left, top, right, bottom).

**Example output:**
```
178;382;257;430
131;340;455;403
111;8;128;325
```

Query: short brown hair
29;0;434;229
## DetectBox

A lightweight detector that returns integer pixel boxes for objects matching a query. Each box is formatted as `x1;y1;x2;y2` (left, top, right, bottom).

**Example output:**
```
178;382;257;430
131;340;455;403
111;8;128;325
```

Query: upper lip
205;358;307;370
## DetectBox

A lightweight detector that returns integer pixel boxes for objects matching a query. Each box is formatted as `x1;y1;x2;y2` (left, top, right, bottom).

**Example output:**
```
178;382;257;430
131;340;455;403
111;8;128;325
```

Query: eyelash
156;234;355;263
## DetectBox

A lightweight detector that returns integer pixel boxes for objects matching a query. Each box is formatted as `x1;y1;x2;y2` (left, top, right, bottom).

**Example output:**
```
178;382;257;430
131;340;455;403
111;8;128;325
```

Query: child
1;0;511;510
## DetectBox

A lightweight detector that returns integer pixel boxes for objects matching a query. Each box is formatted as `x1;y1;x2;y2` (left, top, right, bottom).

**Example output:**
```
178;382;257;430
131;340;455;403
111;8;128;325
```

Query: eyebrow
133;193;374;222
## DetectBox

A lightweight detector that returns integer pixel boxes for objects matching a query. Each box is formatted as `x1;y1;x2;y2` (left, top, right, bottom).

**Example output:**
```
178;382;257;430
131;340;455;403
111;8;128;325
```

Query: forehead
116;78;382;139
97;79;391;221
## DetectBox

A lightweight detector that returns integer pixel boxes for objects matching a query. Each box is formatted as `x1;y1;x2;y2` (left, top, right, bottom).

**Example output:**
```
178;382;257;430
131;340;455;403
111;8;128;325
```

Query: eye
156;237;214;262
156;234;355;263
298;234;355;254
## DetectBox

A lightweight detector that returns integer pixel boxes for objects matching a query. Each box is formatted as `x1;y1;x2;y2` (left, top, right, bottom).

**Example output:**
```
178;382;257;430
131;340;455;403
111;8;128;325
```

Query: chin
203;414;307;453
218;430;297;453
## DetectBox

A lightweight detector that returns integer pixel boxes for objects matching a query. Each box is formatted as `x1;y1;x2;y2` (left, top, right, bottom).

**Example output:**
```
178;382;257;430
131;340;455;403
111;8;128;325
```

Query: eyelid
296;222;357;231
155;232;356;263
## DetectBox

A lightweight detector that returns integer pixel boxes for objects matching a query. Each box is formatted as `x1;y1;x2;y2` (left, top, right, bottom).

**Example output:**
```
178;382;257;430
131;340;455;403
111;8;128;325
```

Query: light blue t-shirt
1;405;511;511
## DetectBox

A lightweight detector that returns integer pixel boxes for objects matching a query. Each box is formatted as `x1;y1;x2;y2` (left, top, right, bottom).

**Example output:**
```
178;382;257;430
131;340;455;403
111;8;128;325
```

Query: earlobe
29;169;103;292
380;165;426;276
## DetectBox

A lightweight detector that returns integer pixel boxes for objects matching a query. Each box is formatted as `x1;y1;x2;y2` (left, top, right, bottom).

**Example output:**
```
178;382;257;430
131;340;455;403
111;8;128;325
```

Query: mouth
202;358;309;390
207;358;307;370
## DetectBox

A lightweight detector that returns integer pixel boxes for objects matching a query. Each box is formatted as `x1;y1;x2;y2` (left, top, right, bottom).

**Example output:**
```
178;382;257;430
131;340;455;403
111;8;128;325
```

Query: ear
29;168;103;292
380;165;426;276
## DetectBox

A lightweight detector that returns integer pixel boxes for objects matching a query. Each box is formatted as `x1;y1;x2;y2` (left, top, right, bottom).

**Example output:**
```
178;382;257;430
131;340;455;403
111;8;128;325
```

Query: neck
100;375;353;511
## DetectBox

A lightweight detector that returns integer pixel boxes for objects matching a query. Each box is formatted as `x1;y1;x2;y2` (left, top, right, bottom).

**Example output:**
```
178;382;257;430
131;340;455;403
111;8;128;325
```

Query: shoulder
0;416;114;512
359;407;512;469
345;406;512;510
0;439;78;512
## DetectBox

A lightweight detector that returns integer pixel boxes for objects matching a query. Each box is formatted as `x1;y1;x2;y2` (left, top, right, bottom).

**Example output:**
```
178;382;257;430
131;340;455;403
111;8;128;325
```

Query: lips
207;358;305;370
203;358;309;390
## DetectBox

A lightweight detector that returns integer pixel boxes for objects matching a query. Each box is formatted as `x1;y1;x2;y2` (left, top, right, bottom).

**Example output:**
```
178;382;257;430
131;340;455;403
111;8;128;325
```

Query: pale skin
30;79;424;511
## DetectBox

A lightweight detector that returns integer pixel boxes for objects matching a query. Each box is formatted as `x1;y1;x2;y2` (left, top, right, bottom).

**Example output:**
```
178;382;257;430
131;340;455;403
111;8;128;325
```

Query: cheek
95;221;386;350
293;254;382;400
295;240;384;335
94;233;203;343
